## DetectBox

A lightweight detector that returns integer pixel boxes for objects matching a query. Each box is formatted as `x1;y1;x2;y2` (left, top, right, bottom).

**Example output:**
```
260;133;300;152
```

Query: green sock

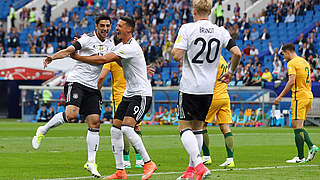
123;134;130;156
224;132;234;158
124;155;130;161
294;129;305;159
134;130;143;156
302;129;313;149
136;153;142;160
202;129;210;156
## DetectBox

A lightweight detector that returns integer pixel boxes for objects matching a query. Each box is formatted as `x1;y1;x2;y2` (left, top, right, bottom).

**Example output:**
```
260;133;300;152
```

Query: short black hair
282;43;296;52
120;16;135;32
96;15;111;25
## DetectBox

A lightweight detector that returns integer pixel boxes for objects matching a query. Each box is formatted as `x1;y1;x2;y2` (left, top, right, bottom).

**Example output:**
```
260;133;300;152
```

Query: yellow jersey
213;56;229;100
103;62;126;100
287;56;313;100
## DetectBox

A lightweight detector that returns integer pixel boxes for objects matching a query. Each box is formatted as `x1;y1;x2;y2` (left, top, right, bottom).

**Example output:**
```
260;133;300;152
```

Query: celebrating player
71;16;157;180
202;56;235;168
172;0;241;179
32;15;114;177
274;43;319;163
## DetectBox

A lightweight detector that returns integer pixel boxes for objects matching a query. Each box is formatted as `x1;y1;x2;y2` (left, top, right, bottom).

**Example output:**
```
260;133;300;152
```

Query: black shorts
178;91;213;121
114;96;152;124
64;82;102;116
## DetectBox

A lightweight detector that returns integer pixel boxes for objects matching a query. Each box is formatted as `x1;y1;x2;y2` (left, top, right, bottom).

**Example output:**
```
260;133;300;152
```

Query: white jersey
174;20;231;94
67;31;114;89
113;38;152;97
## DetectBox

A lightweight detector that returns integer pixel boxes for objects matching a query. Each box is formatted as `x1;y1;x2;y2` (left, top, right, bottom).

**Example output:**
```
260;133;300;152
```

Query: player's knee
121;125;134;136
65;111;78;121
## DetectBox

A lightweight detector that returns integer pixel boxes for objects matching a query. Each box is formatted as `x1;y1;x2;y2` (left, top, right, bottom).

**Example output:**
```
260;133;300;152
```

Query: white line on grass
38;164;320;180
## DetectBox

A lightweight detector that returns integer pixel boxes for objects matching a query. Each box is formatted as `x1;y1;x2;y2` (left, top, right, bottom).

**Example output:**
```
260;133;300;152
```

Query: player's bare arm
274;74;296;105
172;48;185;61
71;52;121;65
147;64;155;77
220;46;241;84
97;68;110;90
44;46;76;68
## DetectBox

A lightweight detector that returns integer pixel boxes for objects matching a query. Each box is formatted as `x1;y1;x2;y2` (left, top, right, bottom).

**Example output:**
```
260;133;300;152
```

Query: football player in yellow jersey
274;43;318;163
201;56;235;168
97;37;155;169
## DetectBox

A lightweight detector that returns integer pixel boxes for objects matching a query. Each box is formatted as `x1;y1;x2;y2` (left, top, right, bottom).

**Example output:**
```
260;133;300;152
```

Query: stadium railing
19;85;279;127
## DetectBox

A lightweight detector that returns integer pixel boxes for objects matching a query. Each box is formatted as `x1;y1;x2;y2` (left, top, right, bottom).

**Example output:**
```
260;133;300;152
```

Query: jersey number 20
192;37;220;64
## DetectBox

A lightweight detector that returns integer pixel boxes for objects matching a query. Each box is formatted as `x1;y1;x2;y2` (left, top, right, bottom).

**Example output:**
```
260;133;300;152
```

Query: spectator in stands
250;28;259;41
14;46;25;58
47;106;55;120
0;27;5;46
6;47;14;57
243;72;252;86
19;8;29;30
61;8;69;23
42;0;52;23
224;17;232;29
56;23;65;43
36;36;46;53
248;13;259;23
269;42;281;62
315;68;320;82
231;11;241;24
315;21;319;38
242;29;250;41
154;105;164;124
254;56;262;68
8;28;19;48
214;0;224;26
46;43;54;54
262;68;273;82
275;9;283;24
0;44;5;57
284;9;295;23
171;72;179;86
272;57;282;77
310;69;316;82
234;2;240;14
81;17;88;28
235;66;243;86
30;45;37;54
279;66;288;81
37;105;48;122
102;105;112;124
64;23;72;42
259;28;270;40
242;44;251;56
251;72;262;86
47;22;56;42
84;6;93;16
154;73;164;87
250;45;259;56
117;5;125;16
230;24;240;39
299;42;311;58
306;37;315;54
258;10;266;24
239;17;250;31
296;33;306;47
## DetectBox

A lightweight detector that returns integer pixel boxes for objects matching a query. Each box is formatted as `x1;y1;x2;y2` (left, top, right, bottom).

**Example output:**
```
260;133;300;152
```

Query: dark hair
120;16;135;32
113;35;121;45
282;43;296;52
96;15;111;25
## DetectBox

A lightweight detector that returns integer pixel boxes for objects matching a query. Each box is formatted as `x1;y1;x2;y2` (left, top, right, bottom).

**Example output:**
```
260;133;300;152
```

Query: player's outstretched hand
220;72;233;84
43;56;53;69
147;64;155;77
70;52;80;60
274;96;281;105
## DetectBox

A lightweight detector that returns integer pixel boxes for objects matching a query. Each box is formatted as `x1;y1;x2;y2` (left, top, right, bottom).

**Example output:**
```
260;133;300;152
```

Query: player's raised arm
70;52;121;65
172;48;185;61
43;45;76;68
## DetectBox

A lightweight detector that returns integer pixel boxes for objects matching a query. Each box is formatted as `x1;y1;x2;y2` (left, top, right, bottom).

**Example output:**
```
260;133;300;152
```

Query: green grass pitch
0;120;319;180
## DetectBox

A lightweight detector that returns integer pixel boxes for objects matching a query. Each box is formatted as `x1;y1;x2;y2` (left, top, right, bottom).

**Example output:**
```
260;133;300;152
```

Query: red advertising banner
0;67;54;80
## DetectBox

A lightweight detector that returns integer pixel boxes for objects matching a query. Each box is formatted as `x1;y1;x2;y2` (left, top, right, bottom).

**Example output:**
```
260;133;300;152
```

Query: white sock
87;128;100;163
40;112;65;135
110;126;124;169
188;156;194;167
121;126;151;163
180;129;202;167
193;130;203;152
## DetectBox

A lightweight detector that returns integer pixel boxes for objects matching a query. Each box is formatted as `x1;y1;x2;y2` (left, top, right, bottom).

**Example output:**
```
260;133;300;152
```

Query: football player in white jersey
70;16;157;180
172;0;241;180
32;15;113;178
